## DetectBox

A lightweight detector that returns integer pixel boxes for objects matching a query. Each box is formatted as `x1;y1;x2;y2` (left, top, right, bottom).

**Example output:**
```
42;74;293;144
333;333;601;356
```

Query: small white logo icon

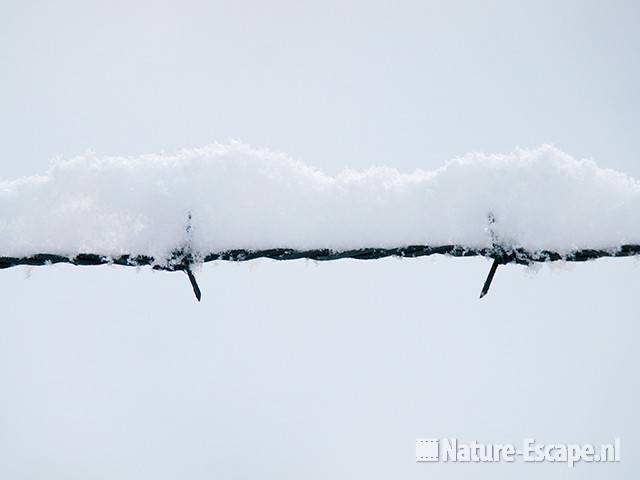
416;438;439;462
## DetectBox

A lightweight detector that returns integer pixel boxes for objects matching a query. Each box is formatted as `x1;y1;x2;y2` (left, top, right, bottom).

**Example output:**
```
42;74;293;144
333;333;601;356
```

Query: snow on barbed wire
1;142;639;263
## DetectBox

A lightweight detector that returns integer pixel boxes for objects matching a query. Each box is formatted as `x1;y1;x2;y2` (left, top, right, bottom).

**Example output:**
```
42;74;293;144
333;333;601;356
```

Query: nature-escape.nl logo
416;438;620;468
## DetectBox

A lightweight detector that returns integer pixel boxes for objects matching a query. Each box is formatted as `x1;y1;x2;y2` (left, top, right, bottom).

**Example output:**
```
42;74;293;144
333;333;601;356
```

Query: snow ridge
1;143;638;264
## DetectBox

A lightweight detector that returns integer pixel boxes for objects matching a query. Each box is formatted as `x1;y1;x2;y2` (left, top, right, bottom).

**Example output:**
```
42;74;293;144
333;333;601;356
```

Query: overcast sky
1;1;639;478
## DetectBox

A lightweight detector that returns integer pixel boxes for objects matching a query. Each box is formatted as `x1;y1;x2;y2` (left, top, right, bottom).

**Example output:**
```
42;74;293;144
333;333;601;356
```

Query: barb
181;211;202;301
480;258;501;298
478;212;505;299
185;266;202;302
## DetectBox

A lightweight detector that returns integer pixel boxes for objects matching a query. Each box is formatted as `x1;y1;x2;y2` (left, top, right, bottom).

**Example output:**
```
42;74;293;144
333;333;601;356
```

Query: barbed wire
2;244;639;301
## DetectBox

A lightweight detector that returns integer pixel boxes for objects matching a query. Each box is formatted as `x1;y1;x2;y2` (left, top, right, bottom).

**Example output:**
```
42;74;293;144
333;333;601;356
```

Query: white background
1;1;639;478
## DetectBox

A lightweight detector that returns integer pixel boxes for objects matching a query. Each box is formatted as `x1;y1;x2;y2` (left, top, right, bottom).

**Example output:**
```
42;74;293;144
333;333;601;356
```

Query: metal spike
185;267;202;302
479;258;500;299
